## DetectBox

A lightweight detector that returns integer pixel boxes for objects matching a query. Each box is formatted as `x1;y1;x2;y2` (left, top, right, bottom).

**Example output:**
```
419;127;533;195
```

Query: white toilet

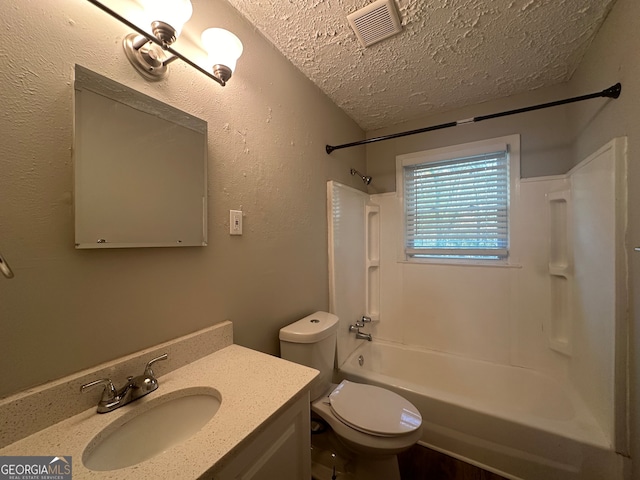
279;311;422;480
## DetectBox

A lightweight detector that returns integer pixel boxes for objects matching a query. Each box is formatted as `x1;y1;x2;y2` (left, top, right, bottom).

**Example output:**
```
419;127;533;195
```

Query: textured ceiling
226;0;616;131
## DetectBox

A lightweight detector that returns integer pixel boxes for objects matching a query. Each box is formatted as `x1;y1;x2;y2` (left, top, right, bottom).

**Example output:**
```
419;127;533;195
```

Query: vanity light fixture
122;0;193;80
140;0;193;46
85;0;243;86
201;28;244;85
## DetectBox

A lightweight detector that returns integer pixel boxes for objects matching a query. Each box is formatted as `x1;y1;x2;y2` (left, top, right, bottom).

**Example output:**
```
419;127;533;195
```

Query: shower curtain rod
325;83;622;154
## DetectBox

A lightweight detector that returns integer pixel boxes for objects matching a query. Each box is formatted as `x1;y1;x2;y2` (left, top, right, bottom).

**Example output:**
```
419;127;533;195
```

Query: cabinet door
212;393;311;480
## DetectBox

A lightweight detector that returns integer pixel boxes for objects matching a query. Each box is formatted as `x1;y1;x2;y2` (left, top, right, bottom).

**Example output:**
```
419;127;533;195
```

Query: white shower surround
326;137;628;479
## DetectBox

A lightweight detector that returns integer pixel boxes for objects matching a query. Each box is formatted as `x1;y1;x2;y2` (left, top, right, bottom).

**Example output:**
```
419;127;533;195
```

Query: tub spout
349;324;372;341
356;331;372;341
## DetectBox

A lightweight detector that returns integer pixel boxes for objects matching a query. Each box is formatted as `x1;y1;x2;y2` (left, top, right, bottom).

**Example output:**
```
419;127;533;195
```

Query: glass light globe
201;28;243;73
140;0;193;36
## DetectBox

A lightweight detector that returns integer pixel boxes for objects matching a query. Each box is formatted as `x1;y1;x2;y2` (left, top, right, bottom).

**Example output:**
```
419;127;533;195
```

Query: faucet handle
361;316;372;323
80;378;117;402
143;353;168;377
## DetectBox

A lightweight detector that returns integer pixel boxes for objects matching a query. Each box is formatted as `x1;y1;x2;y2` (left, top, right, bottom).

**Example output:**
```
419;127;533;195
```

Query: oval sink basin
83;387;221;471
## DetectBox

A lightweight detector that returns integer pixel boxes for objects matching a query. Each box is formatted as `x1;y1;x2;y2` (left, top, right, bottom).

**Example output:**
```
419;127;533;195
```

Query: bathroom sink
83;387;221;471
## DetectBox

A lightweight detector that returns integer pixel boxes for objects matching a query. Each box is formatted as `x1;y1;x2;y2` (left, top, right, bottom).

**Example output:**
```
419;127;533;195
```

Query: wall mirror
73;65;208;249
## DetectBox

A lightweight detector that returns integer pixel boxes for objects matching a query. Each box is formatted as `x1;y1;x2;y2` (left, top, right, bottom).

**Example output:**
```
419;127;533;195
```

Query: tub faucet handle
361;316;372;323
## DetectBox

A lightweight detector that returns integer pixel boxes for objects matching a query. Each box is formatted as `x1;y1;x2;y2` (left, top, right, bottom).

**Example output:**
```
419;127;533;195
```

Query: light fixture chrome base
151;21;177;48
212;64;232;86
123;33;169;81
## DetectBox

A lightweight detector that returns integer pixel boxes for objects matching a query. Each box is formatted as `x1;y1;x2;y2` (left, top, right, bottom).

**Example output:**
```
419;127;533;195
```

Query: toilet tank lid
279;311;339;343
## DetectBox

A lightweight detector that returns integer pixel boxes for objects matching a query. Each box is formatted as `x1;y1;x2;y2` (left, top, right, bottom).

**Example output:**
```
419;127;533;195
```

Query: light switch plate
230;210;243;235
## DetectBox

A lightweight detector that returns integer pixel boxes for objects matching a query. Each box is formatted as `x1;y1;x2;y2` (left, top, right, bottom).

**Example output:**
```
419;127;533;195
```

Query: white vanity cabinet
208;392;311;480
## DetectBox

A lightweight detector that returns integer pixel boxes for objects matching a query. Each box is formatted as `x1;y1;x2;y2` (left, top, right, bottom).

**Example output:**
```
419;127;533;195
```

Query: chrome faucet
81;353;168;413
349;319;372;341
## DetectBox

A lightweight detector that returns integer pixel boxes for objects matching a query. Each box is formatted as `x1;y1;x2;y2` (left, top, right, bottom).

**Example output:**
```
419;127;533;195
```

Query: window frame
395;135;521;265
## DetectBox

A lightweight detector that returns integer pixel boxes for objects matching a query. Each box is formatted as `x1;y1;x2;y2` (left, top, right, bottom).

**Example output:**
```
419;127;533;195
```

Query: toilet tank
279;311;339;400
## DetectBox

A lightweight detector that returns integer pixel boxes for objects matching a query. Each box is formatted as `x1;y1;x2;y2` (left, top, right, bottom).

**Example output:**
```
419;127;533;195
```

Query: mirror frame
73;65;208;249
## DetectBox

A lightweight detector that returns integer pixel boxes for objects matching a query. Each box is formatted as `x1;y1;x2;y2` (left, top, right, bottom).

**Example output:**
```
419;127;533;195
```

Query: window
396;135;520;262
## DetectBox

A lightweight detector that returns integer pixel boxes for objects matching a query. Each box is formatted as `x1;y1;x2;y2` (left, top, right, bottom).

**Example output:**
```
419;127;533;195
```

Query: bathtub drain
358;355;364;366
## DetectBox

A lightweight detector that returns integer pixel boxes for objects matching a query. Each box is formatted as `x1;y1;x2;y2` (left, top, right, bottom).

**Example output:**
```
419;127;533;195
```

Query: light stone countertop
0;344;318;479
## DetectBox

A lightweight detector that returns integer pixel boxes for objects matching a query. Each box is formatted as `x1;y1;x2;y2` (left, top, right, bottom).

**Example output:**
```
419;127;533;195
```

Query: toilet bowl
313;381;422;455
279;311;422;480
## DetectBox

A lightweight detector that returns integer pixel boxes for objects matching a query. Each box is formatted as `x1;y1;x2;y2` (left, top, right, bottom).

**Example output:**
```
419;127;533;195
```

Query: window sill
399;259;522;268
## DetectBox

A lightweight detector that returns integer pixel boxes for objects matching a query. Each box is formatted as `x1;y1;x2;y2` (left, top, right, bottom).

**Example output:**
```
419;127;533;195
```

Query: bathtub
337;340;623;480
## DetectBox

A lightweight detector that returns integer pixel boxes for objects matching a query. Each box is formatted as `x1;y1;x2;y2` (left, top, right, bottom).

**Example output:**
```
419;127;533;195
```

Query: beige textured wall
364;83;574;193
565;0;639;473
0;0;364;398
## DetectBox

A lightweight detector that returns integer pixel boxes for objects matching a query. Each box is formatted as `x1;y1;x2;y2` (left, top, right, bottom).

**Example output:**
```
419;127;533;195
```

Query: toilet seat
329;380;422;437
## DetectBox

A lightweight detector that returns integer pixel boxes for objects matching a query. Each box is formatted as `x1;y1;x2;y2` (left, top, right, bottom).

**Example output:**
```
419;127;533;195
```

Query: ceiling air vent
347;0;402;48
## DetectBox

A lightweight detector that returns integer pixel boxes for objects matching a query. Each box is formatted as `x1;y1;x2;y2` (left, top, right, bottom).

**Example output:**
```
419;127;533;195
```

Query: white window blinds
403;150;509;259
